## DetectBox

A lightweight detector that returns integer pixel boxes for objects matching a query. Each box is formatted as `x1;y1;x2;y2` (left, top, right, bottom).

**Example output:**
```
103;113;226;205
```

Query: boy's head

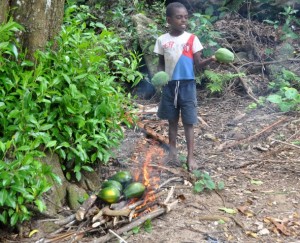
166;2;187;17
166;2;188;35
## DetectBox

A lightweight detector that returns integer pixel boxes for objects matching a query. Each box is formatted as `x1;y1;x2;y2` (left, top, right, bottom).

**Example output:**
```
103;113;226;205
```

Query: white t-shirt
154;31;203;80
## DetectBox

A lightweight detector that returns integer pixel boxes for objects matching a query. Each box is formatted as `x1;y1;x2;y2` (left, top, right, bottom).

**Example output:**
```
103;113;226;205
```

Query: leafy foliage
0;5;142;226
0;19;60;226
204;70;245;93
189;12;220;57
267;69;300;112
193;170;224;193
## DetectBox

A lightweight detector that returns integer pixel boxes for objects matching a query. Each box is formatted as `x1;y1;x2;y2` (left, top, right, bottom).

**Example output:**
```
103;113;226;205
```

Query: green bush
267;69;300;112
0;19;60;226
0;5;142;226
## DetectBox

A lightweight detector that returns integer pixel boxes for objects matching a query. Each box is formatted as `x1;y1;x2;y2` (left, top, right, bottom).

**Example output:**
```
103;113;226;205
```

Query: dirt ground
107;91;300;243
1;90;299;243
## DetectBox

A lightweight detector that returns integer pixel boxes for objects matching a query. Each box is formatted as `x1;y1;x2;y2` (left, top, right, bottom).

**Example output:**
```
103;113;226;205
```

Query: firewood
102;206;131;217
75;194;97;221
93;200;179;243
54;214;76;226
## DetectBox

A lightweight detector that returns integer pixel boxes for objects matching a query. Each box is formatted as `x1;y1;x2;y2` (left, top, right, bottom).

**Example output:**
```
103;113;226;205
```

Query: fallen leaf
268;217;292;236
250;179;263;185
237;205;254;217
219;207;237;214
29;229;39;238
246;231;258;238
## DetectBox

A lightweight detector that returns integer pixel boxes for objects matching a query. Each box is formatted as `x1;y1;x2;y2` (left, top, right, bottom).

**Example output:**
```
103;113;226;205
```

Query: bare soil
108;91;300;243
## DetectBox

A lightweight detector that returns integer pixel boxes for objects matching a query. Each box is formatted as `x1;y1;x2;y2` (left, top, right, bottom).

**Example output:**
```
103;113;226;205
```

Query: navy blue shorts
157;80;198;124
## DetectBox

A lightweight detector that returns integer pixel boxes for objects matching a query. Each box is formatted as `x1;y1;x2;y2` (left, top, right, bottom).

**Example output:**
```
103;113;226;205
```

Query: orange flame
133;146;164;213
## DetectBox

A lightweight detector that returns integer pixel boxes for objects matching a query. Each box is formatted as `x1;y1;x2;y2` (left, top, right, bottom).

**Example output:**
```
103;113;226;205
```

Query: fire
132;145;165;215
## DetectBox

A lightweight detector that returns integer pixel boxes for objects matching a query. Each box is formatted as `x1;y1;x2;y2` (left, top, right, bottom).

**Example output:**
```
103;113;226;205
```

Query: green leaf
75;171;82;181
8;109;20;119
219;207;237;214
194;181;205;193
0;211;8;224
217;181;225;190
17;145;31;151
267;94;282;104
46;140;57;148
40;124;54;131
82;166;93;172
5;196;16;209
284;88;298;100
8;43;18;59
144;219;152;233
0;189;8;206
21;60;34;67
279;102;294;112
10;213;18;226
193;170;202;179
205;180;216;190
0;141;5;152
250;179;263;185
35;199;46;212
62;73;71;84
132;226;140;234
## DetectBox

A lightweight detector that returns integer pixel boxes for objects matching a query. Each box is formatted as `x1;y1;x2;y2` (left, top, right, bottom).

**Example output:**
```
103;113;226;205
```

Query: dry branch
229;63;259;103
75;194;97;221
93;200;179;243
102;206;131;217
150;164;196;183
218;116;288;150
137;121;169;145
270;138;300;150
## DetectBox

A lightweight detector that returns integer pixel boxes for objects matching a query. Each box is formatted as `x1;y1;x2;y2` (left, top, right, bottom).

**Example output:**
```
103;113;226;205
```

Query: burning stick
93;184;178;242
94;200;179;243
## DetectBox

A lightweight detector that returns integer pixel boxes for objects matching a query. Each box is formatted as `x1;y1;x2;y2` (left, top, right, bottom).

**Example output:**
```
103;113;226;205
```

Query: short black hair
166;2;187;17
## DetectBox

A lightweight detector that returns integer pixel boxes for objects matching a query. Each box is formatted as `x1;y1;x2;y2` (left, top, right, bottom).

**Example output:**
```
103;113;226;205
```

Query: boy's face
167;7;188;35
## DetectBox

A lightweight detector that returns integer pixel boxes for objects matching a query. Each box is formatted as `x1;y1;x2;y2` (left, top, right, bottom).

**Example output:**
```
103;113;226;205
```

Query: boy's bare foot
187;158;197;172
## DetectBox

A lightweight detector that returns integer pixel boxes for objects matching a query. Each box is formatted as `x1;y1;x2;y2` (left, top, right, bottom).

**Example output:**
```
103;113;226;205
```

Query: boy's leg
168;118;179;158
183;123;196;171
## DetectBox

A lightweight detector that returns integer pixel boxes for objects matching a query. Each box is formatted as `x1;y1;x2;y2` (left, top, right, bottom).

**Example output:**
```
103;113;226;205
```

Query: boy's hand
211;55;216;61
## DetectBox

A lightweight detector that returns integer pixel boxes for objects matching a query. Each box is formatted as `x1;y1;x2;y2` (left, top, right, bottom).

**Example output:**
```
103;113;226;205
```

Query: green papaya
215;48;234;63
101;180;123;192
123;182;146;199
110;171;133;186
98;186;121;203
151;71;169;88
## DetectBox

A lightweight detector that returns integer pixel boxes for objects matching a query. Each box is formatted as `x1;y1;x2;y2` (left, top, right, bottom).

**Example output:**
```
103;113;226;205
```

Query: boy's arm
194;51;216;73
157;54;165;72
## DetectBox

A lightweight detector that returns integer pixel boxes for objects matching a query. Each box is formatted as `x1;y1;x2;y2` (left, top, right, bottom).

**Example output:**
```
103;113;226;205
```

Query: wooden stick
93;200;179;243
229;63;259;103
158;177;182;189
149;164;196;183
137;121;169;145
197;116;210;127
270;138;300;149
218;116;288;150
75;194;97;221
102;206;131;217
108;229;128;243
54;214;76;226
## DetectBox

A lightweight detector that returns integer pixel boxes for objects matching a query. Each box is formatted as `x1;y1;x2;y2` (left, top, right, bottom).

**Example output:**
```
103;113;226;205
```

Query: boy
154;2;216;171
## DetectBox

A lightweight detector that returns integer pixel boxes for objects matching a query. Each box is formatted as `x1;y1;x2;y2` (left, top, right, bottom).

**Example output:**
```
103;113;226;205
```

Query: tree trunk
0;0;10;23
1;0;65;59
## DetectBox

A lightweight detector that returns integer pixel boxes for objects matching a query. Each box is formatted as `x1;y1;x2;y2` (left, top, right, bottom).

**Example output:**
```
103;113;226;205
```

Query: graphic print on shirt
154;32;203;81
172;34;195;80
